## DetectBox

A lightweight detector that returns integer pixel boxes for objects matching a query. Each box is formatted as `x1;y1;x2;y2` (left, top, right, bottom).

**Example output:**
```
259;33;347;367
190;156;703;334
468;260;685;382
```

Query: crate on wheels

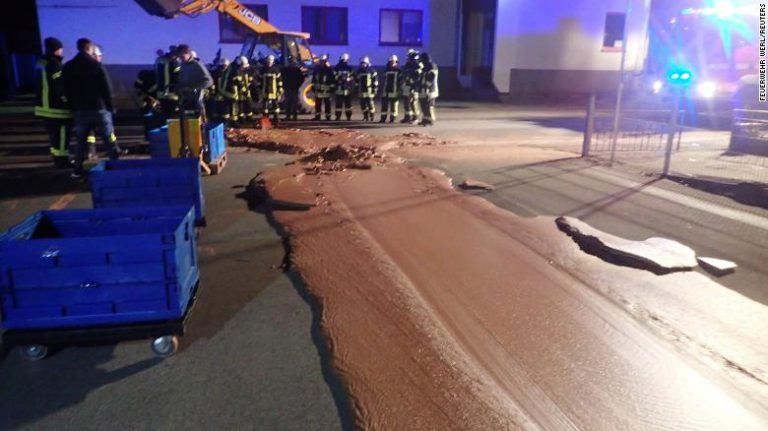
0;206;200;360
89;158;206;226
149;119;228;175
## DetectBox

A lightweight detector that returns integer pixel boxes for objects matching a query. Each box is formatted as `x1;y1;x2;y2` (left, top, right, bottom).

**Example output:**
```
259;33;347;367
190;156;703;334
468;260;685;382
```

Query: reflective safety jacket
333;62;354;96
311;64;335;98
218;63;245;101
401;60;423;95
419;63;439;99
154;54;180;100
34;54;71;119
356;66;378;98
133;69;157;112
382;63;402;99
258;65;283;101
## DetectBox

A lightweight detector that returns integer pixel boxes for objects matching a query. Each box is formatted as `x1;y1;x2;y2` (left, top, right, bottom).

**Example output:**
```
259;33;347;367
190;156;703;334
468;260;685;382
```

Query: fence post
676;109;684;151
582;94;596;157
662;89;681;177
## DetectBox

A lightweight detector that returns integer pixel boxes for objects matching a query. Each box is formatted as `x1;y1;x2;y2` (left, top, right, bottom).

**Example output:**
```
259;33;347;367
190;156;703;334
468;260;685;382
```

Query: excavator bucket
133;0;184;18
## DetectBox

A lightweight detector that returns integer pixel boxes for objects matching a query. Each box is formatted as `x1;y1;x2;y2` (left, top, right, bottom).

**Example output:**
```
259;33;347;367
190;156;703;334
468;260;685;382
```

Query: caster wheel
21;345;48;361
151;335;179;358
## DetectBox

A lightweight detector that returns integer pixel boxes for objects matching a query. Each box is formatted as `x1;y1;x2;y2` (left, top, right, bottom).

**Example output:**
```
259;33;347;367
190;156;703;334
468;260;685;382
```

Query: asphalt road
1;101;766;428
0;115;347;430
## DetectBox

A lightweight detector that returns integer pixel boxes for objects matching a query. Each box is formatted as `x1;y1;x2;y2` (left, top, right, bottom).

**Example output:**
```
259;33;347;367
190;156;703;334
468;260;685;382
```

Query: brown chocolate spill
231;127;768;430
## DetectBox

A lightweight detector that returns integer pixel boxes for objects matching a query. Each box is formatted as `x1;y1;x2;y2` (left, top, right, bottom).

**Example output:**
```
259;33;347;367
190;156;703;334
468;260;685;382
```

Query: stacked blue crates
0;207;199;330
89;158;205;225
205;122;226;165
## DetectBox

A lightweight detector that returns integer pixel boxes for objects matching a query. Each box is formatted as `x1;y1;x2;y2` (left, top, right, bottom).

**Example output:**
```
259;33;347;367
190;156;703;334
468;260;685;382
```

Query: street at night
1;0;766;430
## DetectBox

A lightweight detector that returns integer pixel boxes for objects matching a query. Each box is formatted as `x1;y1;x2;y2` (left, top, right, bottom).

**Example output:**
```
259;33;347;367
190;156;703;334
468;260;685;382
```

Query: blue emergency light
667;69;693;86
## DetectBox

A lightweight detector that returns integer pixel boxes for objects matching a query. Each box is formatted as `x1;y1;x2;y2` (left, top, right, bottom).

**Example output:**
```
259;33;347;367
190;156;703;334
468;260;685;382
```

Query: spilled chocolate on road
229;128;768;430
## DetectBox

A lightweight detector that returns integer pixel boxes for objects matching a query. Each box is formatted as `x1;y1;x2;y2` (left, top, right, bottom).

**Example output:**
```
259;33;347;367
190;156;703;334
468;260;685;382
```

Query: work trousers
44;118;72;168
73;109;120;173
262;98;280;122
360;97;375;120
335;94;352;120
403;92;420;120
380;97;399;121
419;97;437;124
284;90;300;120
314;96;332;120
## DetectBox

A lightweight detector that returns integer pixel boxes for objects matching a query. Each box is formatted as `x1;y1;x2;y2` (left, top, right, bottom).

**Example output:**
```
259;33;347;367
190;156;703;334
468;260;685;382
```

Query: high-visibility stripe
59;125;68;153
39;60;50;110
109;133;117;143
35;106;72;119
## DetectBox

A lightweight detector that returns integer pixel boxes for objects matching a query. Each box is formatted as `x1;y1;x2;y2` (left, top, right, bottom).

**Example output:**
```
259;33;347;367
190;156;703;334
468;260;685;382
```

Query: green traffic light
667;69;693;85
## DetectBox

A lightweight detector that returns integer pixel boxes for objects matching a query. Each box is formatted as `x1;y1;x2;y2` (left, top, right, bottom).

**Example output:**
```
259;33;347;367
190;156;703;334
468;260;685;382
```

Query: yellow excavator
135;0;316;109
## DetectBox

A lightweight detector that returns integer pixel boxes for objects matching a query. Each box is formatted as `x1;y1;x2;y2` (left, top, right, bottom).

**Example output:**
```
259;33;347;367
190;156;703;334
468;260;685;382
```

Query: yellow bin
168;117;203;157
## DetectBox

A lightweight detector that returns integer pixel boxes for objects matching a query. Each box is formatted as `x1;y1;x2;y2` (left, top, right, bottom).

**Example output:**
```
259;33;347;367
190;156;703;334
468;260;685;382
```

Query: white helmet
320;53;329;61
236;56;249;67
218;57;230;66
389;54;398;63
190;50;198;59
340;53;350;62
266;54;275;64
360;56;370;65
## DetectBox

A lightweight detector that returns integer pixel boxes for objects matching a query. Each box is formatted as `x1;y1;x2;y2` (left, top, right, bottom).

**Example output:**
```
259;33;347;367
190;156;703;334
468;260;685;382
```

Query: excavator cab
240;33;314;68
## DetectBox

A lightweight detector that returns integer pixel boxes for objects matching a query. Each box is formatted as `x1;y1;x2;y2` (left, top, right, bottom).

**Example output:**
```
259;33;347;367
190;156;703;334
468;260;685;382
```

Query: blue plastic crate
0;206;199;330
89;158;205;225
148;126;170;158
205;122;226;163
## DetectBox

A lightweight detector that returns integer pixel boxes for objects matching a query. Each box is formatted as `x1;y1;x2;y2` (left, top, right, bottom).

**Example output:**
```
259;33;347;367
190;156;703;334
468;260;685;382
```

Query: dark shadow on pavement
665;175;768;211
0;345;160;429
236;181;354;431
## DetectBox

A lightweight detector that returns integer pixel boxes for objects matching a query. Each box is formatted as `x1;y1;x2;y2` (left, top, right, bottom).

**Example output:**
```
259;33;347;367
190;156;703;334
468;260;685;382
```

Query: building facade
36;0;460;95
492;0;652;96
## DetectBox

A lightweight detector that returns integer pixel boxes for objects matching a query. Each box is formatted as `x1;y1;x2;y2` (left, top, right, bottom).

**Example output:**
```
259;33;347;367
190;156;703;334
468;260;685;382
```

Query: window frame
301;6;349;46
602;12;626;52
219;3;269;44
379;8;424;47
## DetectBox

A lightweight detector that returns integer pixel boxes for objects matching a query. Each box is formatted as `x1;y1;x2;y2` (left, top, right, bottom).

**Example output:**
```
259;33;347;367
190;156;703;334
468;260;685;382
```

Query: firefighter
380;55;401;123
206;57;229;122
418;52;439;126
401;49;423;124
134;68;161;140
35;37;72;168
281;56;305;121
311;54;334;121
218;56;248;126
239;58;256;123
257;54;283;125
154;46;181;118
356;56;378;122
334;53;354;121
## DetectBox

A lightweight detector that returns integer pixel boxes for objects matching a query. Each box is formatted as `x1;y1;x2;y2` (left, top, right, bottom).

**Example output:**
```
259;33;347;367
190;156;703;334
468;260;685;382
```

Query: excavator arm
134;0;309;38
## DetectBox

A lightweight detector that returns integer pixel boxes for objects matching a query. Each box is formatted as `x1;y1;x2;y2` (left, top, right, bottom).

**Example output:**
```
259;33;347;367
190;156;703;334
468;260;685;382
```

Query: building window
219;4;268;44
380;9;423;46
302;6;348;45
602;12;626;51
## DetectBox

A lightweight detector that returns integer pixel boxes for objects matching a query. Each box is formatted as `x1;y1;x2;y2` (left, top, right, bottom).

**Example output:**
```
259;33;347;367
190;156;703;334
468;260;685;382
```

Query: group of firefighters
34;38;441;173
136;47;439;128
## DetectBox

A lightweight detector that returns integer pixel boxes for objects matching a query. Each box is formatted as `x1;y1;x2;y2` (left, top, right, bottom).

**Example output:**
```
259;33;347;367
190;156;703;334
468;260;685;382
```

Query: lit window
603;12;626;50
219;4;268;44
380;9;423;46
302;6;348;45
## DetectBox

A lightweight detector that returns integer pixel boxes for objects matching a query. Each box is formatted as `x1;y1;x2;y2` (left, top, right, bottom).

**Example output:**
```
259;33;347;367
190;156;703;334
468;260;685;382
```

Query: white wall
37;0;456;67
492;0;651;93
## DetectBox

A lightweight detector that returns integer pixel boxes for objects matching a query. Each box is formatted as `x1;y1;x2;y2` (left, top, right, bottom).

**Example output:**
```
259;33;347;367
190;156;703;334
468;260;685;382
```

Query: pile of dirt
298;144;383;173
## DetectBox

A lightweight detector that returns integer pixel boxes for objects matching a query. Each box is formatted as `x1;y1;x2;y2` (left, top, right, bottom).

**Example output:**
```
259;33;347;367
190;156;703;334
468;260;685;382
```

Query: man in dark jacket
63;38;123;178
281;56;305;121
34;37;72;168
176;44;213;116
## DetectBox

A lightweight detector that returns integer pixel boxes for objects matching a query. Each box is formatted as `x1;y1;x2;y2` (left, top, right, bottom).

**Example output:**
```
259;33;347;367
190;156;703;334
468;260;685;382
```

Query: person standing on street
380;55;401;123
218;56;249;126
63;38;123;178
356;56;378;122
34;37;72;168
418;52;439;126
176;44;213;117
333;53;354;121
154;46;181;118
401;50;423;124
257;54;283;125
311;54;334;121
281;56;305;121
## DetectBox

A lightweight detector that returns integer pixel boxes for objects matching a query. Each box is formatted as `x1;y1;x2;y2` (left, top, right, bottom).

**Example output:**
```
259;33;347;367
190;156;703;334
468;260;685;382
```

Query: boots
379;115;387;123
389;116;396;123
